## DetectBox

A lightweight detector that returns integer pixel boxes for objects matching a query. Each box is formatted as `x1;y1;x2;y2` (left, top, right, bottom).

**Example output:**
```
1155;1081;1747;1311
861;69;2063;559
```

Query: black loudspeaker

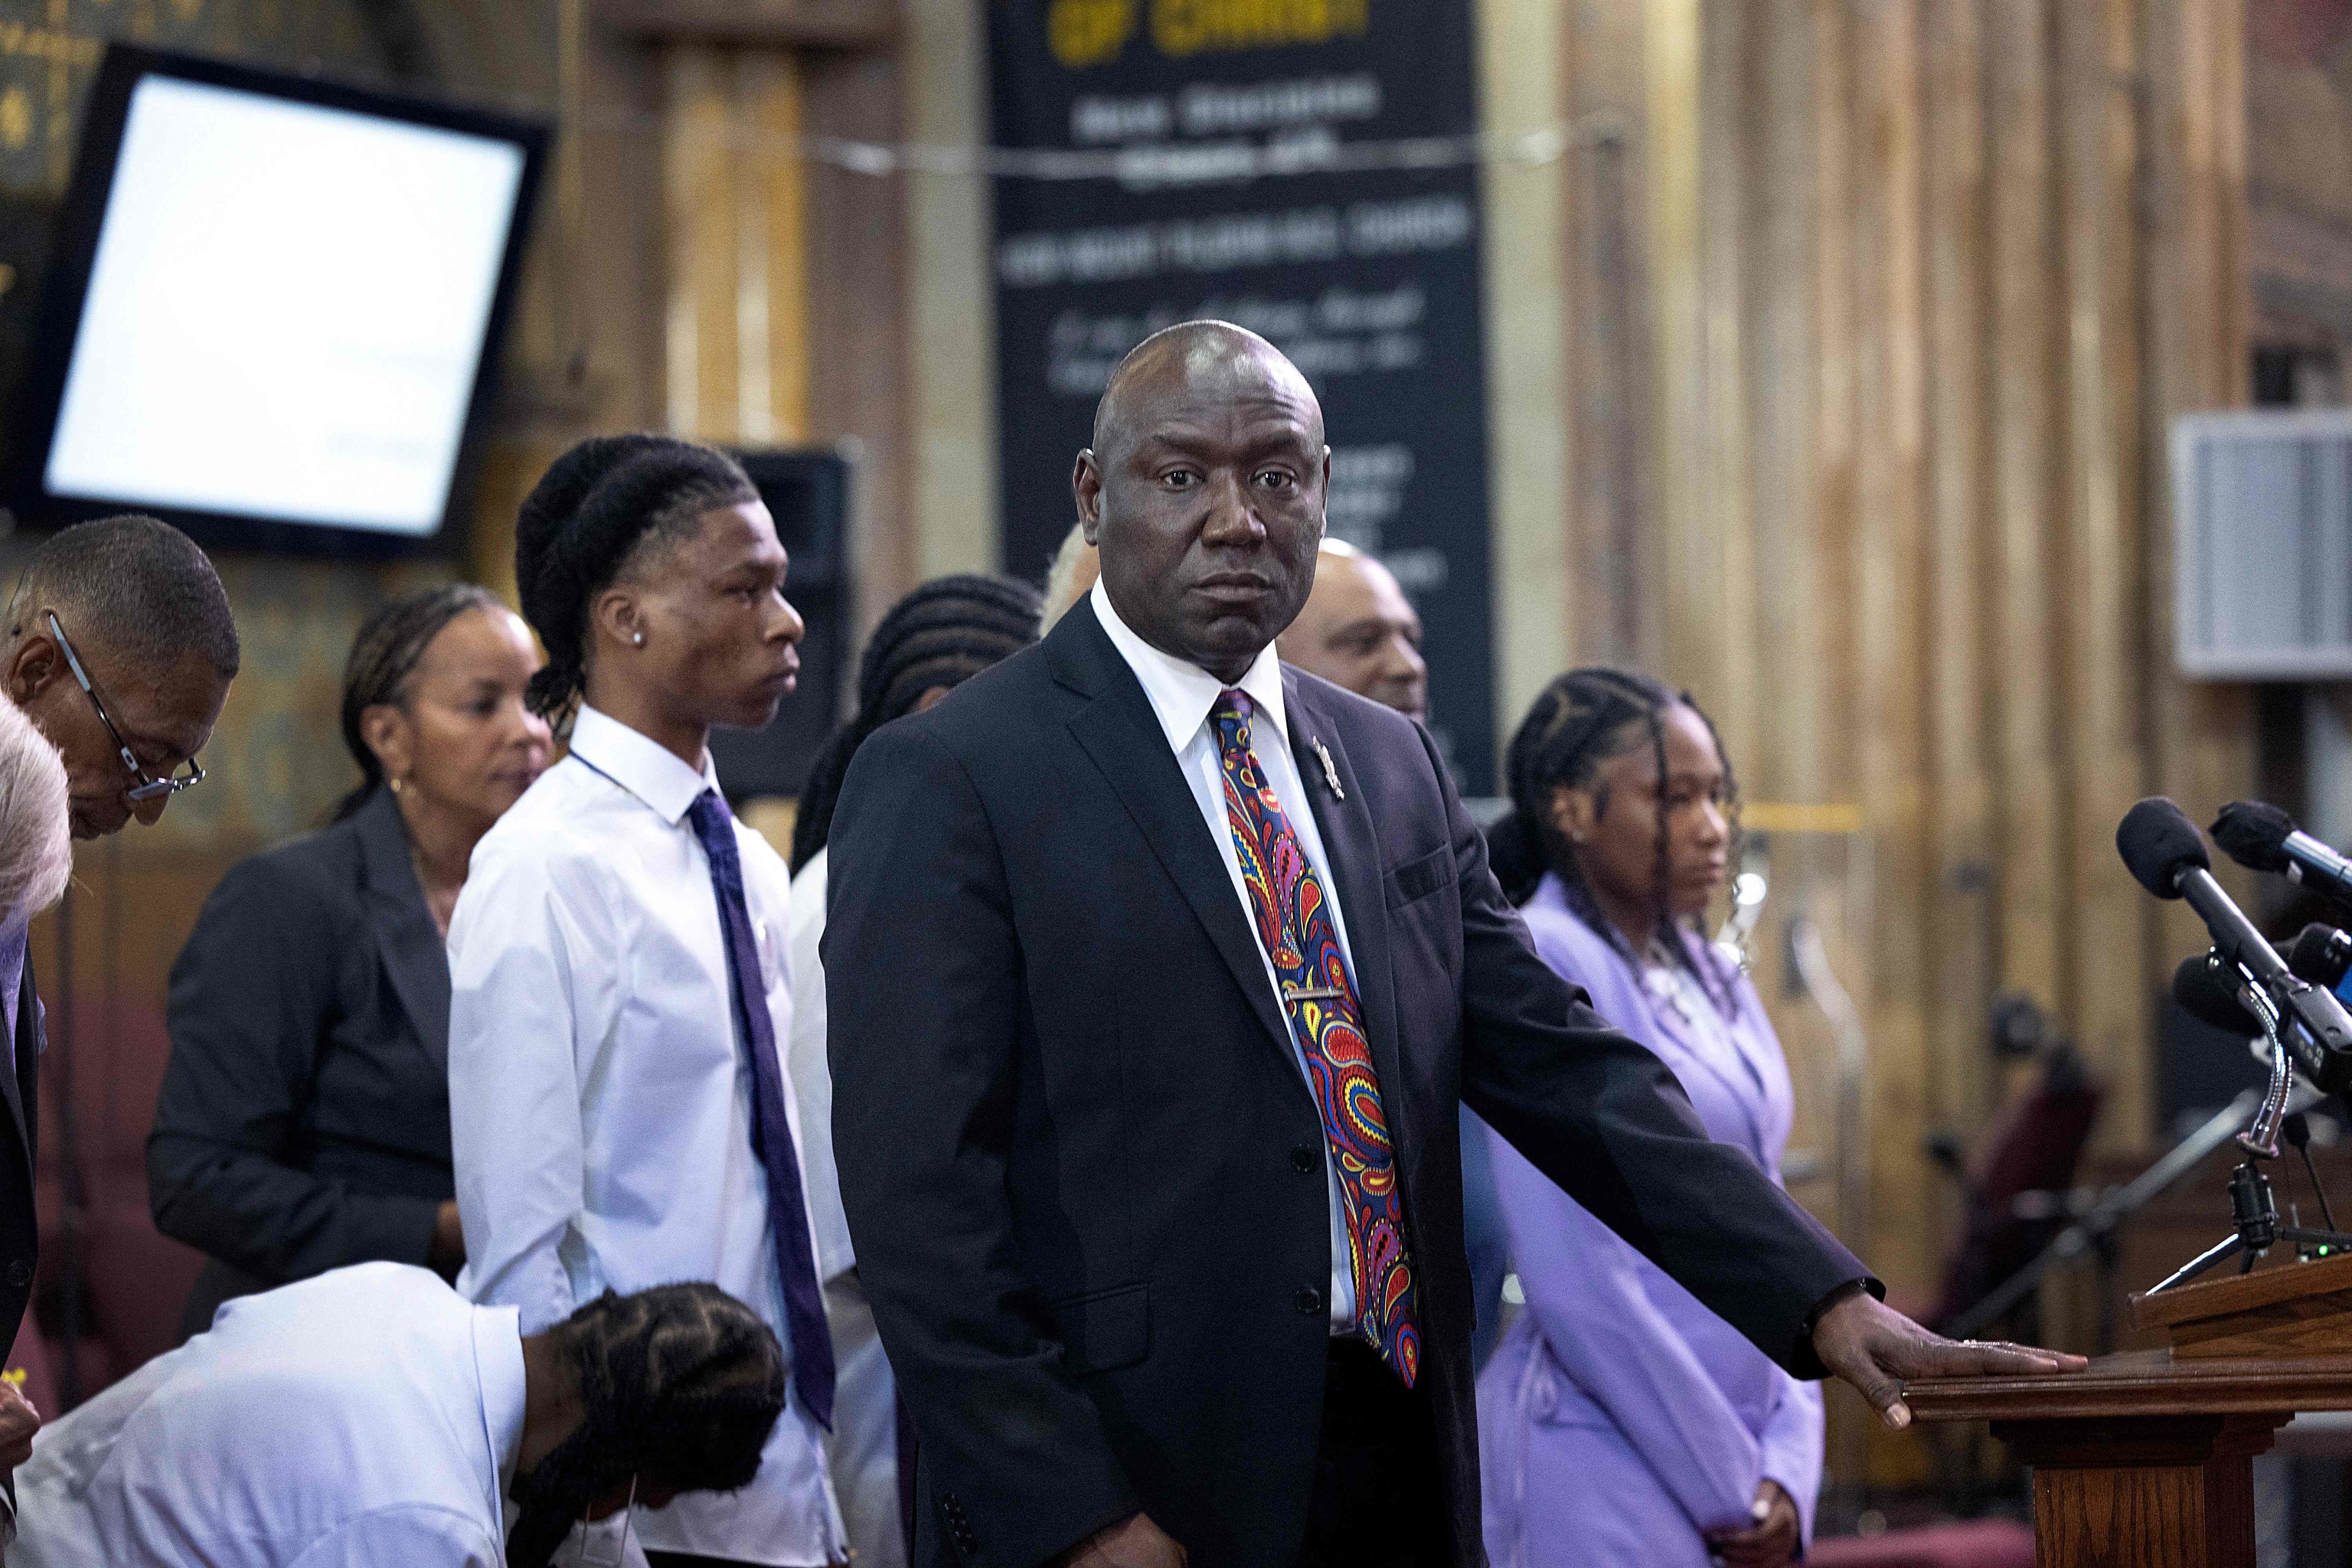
710;448;851;799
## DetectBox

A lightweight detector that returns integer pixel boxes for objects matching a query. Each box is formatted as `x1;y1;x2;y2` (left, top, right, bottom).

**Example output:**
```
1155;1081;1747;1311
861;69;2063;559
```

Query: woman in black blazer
148;585;552;1336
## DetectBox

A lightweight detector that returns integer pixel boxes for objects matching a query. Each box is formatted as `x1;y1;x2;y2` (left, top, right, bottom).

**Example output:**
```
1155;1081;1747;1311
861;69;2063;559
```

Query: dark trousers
1297;1338;1451;1568
645;1555;759;1566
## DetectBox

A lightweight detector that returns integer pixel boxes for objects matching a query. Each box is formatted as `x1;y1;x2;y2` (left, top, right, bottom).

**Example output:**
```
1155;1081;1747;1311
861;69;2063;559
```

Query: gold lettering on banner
1151;0;1369;58
1050;0;1136;68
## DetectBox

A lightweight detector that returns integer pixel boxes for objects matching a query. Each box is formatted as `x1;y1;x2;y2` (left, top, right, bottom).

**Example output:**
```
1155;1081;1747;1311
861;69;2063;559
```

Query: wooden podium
1906;1250;2352;1568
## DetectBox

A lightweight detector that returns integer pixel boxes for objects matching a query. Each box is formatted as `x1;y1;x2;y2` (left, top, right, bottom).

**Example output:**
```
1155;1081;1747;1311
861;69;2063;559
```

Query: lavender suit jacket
1478;876;1824;1567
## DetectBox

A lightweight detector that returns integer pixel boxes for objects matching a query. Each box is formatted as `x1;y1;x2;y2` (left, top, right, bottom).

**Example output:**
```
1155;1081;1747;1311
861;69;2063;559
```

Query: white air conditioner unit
2174;407;2352;678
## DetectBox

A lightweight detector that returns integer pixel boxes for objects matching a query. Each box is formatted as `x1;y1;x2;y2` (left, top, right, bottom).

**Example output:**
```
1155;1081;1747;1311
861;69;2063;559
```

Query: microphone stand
2147;975;2352;1295
1945;1085;2279;1344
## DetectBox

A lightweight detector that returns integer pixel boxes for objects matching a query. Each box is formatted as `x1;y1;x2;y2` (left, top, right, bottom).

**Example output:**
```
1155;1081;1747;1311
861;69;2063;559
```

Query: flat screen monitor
11;46;547;557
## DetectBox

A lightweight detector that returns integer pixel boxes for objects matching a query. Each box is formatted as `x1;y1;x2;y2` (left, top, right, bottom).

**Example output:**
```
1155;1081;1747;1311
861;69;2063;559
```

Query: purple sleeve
1485;1119;1762;1535
1759;1370;1824;1547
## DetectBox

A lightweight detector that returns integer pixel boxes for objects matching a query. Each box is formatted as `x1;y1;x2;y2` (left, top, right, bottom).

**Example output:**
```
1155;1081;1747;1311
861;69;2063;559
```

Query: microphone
2174;952;2262;1037
2290;923;2352;1004
2213;801;2352;908
2118;798;2352;1091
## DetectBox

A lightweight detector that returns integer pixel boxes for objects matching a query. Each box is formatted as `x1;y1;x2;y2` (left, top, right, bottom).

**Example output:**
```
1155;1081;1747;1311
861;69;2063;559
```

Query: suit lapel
1282;675;1406;1144
354;790;451;1073
0;965;32;1168
1053;609;1295;1063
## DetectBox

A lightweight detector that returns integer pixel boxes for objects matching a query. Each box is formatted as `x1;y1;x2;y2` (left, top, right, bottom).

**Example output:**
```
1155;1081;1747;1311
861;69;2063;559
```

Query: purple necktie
688;789;835;1427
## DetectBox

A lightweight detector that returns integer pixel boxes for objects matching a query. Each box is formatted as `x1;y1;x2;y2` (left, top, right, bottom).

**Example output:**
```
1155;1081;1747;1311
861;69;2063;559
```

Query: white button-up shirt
15;1264;525;1568
1089;581;1360;1329
448;705;844;1565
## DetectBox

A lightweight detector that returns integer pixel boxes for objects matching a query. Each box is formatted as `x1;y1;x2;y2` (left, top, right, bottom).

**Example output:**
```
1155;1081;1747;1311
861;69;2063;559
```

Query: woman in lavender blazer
1478;669;1821;1568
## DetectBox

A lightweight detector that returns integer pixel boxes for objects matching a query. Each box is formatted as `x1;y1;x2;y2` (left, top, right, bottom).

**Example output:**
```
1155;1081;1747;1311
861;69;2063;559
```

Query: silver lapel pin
1313;737;1344;799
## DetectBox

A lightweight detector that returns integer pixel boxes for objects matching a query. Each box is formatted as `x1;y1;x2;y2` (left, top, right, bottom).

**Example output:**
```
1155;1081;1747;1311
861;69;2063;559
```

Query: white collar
1089;579;1289;756
566;704;721;827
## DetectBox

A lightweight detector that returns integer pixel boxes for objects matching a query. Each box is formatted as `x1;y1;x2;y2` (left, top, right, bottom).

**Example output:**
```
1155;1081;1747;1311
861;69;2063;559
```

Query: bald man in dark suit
825;322;2079;1568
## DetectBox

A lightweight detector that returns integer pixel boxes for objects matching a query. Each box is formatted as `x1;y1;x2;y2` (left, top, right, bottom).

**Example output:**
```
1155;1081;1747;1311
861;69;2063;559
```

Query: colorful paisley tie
1209;689;1419;1386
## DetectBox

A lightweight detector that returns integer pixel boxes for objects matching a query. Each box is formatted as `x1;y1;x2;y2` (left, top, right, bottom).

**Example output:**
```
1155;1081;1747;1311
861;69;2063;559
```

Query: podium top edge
1906;1348;2352;1425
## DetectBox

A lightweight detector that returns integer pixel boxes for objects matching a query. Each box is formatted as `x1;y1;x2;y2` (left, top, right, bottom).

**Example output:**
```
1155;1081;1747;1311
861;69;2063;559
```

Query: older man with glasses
0;513;239;1543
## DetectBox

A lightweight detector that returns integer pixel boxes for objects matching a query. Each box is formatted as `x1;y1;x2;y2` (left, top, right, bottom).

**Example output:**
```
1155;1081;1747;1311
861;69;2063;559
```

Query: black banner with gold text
988;0;1495;790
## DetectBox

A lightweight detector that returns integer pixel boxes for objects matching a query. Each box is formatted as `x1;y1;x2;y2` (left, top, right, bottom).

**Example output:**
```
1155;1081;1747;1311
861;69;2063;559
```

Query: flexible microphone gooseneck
2119;798;2352;1092
2213;800;2352;909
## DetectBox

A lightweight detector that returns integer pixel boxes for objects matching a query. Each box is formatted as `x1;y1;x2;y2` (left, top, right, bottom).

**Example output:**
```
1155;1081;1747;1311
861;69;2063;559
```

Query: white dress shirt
15;1264;526;1568
788;848;907;1568
448;704;844;1566
1089;581;1360;1328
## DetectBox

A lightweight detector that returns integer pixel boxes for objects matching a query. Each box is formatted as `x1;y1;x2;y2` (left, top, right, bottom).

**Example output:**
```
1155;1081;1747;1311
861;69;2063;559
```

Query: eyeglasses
46;612;205;802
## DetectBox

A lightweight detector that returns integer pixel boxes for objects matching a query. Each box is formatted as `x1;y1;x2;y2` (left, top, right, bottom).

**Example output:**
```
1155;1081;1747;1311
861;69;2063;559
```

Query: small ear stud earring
632;631;645;647
1570;830;1586;844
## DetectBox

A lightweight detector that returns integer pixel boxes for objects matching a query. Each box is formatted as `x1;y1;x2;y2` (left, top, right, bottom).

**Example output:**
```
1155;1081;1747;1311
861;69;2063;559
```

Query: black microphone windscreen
2173;954;2259;1037
2118;798;2210;900
2212;800;2298;874
2290;923;2352;991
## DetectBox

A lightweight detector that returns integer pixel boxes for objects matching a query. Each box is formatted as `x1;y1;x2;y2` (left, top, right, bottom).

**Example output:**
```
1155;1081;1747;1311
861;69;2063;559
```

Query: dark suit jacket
0;961;39;1368
825;603;1871;1568
148;786;453;1334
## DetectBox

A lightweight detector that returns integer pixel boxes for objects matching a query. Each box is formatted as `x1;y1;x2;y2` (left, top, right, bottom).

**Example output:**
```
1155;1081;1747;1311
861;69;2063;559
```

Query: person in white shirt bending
13;1263;786;1568
449;434;842;1567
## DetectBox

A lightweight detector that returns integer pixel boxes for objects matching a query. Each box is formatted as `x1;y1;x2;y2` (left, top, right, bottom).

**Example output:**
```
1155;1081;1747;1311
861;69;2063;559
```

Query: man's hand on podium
1812;1289;2086;1429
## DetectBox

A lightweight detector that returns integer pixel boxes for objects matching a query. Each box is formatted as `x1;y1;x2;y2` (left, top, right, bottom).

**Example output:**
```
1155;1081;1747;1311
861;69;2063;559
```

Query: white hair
0;697;71;920
1040;522;1100;630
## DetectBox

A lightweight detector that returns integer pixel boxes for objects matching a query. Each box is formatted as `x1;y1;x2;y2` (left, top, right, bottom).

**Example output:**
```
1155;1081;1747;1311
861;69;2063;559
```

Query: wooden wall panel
2144;0;2258;979
1560;0;2258;1300
1923;0;1999;1136
2055;0;2157;1141
1744;0;1827;810
1851;0;1934;1285
803;45;913;634
1559;2;1664;671
1984;0;2069;1024
1694;0;1757;774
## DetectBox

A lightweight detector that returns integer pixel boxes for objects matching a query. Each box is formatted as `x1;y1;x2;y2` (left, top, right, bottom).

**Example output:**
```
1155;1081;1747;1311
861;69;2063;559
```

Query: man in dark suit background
0;516;239;1499
825;323;2078;1568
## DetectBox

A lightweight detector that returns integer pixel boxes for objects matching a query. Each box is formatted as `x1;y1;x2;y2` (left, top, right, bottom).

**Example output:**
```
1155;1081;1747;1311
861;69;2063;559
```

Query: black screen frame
7;44;549;561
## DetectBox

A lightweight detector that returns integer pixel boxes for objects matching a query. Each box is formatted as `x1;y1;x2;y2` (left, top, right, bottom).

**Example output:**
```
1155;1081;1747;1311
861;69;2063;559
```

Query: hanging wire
539;90;1630;182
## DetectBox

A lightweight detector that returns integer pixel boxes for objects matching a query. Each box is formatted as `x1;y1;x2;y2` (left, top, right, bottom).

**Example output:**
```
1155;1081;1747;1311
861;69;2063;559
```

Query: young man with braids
448;436;845;1565
1477;670;1815;1568
11;1263;786;1567
824;322;2082;1568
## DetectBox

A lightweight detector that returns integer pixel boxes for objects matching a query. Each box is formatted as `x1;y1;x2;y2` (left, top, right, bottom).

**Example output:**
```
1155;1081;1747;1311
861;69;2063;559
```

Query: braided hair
789;573;1044;871
505;1282;787;1568
332;583;506;822
514;435;760;724
1487;667;1744;1018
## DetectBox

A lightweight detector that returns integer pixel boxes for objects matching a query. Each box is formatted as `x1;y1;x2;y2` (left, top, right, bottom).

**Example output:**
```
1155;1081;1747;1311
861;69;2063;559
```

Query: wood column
609;0;910;637
2002;1413;2280;1568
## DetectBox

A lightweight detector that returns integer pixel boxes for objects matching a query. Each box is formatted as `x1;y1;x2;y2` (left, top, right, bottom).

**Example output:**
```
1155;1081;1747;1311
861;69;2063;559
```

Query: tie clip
1283;984;1348;1004
1313;737;1344;799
